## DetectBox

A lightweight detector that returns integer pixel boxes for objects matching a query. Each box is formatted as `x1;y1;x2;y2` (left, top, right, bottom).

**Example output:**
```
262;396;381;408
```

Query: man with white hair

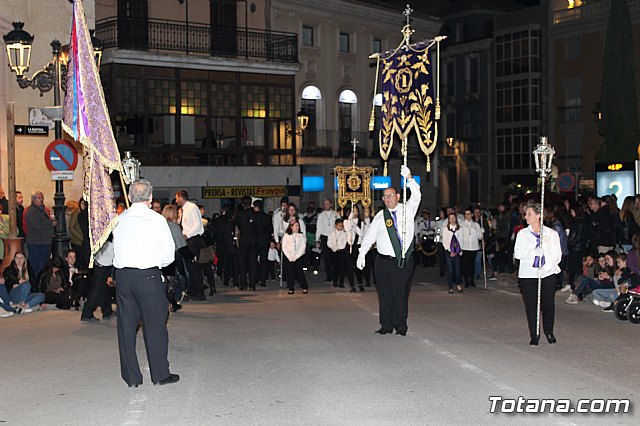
24;191;55;277
113;179;179;387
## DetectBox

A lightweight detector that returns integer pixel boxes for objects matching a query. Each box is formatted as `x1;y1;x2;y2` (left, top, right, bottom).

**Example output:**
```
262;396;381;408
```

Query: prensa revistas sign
202;186;287;199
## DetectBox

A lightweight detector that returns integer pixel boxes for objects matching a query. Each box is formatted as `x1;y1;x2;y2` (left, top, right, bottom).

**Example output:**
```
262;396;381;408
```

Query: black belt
119;267;160;271
377;252;395;260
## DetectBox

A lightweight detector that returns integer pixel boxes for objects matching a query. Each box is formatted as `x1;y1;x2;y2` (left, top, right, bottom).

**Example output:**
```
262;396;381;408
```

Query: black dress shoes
358;284;365;292
374;328;393;335
396;330;407;336
349;287;356;293
128;380;142;388
153;373;180;386
530;337;539;346
546;334;557;344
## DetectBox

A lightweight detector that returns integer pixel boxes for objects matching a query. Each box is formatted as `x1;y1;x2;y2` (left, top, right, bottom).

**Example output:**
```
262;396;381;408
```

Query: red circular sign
44;139;79;172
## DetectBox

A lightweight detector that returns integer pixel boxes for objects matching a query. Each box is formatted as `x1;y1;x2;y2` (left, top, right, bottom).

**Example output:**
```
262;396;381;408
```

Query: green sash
383;208;414;268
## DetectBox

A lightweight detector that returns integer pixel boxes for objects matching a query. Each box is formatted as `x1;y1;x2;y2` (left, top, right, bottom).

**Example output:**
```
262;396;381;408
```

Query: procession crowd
2;183;640;319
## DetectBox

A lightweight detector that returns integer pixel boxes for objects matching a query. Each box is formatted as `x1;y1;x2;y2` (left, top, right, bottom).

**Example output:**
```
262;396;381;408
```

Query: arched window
301;85;322;148
338;89;357;153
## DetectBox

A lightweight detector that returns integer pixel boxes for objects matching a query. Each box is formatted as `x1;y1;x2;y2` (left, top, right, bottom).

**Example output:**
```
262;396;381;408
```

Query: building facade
0;0;95;207
548;0;640;185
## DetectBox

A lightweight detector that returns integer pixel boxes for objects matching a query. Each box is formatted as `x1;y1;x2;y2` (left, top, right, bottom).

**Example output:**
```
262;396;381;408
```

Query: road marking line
348;296;575;426
122;362;150;425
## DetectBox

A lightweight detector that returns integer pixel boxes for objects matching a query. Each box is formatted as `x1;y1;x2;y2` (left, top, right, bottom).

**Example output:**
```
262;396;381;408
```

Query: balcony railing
553;0;640;25
95;17;298;63
300;130;375;158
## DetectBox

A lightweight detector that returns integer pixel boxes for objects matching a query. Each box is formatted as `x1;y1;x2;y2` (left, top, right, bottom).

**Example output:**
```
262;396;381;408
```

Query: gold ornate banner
334;166;373;208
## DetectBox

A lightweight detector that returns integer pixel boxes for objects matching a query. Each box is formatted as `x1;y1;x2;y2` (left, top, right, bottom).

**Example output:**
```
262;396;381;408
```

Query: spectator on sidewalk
2;251;45;313
24;191;55;277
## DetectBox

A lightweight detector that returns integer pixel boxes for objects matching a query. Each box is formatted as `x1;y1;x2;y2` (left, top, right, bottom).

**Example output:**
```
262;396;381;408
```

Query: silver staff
532;137;555;339
480;212;488;290
401;136;408;265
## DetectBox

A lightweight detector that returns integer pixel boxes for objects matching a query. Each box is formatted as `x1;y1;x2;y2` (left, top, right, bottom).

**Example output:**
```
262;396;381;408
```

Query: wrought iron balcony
299;130;374;158
95;17;298;63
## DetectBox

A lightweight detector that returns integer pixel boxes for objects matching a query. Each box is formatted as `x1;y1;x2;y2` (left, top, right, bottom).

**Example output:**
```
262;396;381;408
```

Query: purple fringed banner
63;0;122;266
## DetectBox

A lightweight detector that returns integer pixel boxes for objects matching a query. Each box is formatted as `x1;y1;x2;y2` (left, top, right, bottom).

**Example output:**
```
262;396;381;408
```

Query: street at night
1;267;637;425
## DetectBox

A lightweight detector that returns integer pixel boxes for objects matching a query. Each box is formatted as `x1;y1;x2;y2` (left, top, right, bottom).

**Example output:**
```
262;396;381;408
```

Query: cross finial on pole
351;138;359;167
403;4;413;26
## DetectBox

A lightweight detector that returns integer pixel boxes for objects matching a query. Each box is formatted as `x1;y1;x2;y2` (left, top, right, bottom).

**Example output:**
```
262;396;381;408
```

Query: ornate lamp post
532;136;555;339
121;151;141;183
3;21;103;258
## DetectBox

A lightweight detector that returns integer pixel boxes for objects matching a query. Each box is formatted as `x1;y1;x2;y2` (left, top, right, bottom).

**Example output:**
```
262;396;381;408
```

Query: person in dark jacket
588;196;616;253
234;196;258;290
214;205;238;287
24;191;55;277
253;199;273;287
38;256;72;309
15;191;25;238
564;205;592;292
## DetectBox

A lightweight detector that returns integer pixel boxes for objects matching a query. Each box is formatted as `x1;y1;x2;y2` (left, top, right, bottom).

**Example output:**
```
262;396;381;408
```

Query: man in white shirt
113;179;179;387
315;199;340;282
357;166;421;336
272;196;289;247
176;189;214;300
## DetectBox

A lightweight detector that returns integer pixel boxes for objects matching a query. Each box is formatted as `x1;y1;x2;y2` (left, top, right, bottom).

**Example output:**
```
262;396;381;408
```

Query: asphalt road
1;265;638;425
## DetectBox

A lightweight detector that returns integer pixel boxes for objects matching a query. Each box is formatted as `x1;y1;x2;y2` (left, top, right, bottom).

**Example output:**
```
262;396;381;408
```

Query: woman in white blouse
282;220;309;295
440;213;463;294
514;201;561;346
460;208;483;288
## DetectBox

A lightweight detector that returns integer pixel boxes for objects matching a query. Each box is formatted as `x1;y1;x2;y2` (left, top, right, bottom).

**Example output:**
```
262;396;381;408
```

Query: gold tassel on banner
426;156;431;173
384;162;388;176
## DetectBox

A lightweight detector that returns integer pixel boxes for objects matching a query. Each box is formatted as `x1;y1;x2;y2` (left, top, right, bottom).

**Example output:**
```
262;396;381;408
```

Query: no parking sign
44;139;78;180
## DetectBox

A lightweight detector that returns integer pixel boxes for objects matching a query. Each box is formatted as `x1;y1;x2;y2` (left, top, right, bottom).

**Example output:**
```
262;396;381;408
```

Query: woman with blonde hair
2;251;45;313
514;201;562;346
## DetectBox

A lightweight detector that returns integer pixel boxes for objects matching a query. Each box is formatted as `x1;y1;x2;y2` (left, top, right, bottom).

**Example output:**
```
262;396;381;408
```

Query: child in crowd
598;253;640;311
565;253;613;304
267;240;280;282
327;218;349;290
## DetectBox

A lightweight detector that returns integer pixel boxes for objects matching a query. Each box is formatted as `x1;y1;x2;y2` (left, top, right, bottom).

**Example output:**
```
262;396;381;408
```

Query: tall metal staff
400;136;409;267
480;213;488;290
532;137;555;338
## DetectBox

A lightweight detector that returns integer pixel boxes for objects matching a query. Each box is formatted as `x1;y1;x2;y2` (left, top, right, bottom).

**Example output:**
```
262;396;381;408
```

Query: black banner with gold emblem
379;40;437;170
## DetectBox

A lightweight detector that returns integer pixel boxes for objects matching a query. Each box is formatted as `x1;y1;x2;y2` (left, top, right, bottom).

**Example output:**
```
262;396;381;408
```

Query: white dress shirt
359;178;421;257
327;228;349;251
282;232;307;262
415;217;436;239
514;225;562;279
316;209;340;241
94;240;114;267
272;209;285;243
440;225;461;253
460;220;483;251
344;217;363;247
180;200;204;239
113;203;175;269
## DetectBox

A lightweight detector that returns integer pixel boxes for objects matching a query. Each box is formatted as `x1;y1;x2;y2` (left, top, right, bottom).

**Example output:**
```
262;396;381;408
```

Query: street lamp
446;136;462;206
3;21;103;259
